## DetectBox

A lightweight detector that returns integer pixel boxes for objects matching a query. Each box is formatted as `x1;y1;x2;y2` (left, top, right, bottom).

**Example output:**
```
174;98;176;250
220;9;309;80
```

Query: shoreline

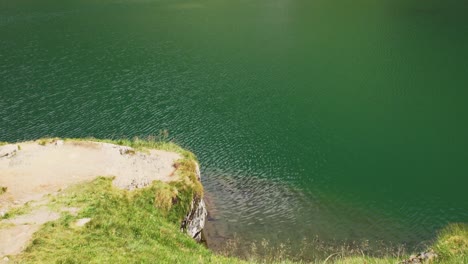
0;138;208;259
0;138;466;263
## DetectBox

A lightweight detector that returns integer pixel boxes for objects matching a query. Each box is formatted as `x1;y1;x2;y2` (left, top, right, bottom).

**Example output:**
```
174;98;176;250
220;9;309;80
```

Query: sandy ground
0;139;181;259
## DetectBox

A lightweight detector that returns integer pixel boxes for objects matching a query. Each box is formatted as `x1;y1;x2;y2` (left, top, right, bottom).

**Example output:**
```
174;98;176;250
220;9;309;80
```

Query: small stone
75;218;92;227
55;140;64;146
3;256;9;262
0;144;17;158
400;251;438;264
119;147;135;155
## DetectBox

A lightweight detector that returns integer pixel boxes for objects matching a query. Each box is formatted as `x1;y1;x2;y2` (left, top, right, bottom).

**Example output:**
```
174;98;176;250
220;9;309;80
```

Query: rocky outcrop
181;197;207;241
0;140;208;244
180;163;207;242
400;250;438;264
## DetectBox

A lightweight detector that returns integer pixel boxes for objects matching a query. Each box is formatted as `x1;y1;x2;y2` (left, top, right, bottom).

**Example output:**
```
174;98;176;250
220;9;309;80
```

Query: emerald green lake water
1;0;468;255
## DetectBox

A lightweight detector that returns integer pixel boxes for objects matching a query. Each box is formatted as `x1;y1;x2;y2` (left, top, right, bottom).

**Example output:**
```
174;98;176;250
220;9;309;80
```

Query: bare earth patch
0;139;181;259
0;208;60;256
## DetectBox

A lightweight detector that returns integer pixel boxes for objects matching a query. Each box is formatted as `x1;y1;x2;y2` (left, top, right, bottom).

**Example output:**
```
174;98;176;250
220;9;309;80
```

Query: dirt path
0;139;181;260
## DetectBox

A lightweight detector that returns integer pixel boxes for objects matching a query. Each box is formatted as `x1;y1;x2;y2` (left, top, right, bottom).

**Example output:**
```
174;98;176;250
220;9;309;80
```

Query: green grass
1;202;33;220
37;138;53;146
13;177;242;264
319;224;468;264
0;141;8;146
0;186;7;195
432;223;468;264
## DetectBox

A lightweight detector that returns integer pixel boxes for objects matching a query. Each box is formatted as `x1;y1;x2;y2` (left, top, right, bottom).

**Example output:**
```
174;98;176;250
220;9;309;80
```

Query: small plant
124;149;135;155
434;223;468;262
37;138;60;146
152;183;179;214
17;145;21;150
1;202;32;219
0;186;7;195
158;129;170;142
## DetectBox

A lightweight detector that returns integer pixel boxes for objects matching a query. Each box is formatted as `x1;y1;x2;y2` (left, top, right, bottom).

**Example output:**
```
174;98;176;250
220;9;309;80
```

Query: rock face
182;197;207;241
180;163;207;242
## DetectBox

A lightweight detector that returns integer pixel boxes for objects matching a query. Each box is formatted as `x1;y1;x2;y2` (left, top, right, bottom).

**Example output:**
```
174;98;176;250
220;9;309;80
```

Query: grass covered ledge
0;137;223;262
13;177;238;263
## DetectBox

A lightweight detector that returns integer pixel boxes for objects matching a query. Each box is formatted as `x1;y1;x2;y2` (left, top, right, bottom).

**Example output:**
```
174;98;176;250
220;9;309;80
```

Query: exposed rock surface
182;197;207;241
0;140;180;210
181;163;207;241
0;208;61;257
74;218;92;227
400;250;438;263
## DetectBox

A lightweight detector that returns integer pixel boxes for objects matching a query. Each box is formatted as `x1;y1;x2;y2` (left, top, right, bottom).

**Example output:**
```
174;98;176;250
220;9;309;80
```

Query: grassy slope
2;138;467;263
13;177;241;264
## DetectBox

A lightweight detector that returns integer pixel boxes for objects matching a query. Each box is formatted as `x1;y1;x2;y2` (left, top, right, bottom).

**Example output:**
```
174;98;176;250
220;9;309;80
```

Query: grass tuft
433;223;468;263
1;202;32;220
37;138;58;146
151;183;178;214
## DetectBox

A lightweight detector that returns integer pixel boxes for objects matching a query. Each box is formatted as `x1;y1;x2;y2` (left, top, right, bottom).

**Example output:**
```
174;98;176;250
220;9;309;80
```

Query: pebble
75;218;92;227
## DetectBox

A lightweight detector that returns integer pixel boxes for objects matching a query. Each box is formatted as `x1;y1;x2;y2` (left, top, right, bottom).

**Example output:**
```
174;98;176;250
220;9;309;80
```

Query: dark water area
1;0;468;255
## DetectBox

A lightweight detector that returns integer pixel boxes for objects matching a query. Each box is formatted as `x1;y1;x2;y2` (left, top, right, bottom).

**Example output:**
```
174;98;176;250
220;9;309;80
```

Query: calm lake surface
1;0;468;254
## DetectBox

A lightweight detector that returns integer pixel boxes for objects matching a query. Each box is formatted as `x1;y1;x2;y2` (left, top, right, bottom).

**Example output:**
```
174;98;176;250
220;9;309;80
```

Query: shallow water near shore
1;0;468;256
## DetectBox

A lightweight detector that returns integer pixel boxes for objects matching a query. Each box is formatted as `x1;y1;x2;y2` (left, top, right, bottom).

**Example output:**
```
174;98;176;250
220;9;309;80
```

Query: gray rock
126;177;150;190
75;218;92;227
180;163;207;242
181;198;207;241
400;250;437;263
0;145;17;158
119;147;135;155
